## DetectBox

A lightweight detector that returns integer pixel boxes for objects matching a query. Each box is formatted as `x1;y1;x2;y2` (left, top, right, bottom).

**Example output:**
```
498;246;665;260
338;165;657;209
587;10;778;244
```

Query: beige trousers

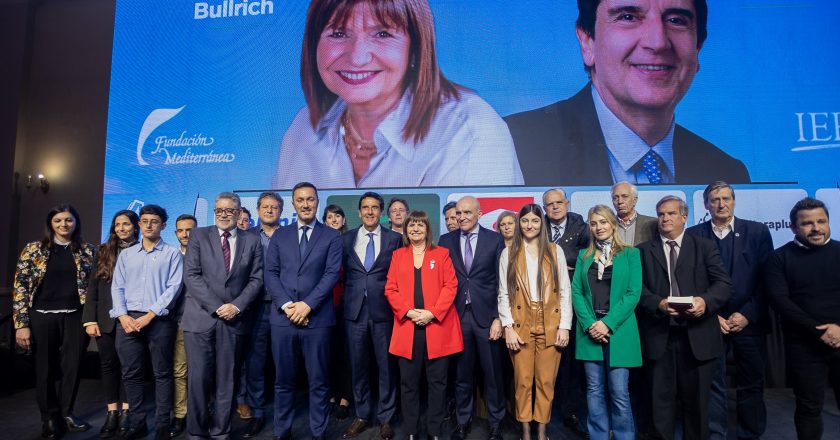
510;301;562;424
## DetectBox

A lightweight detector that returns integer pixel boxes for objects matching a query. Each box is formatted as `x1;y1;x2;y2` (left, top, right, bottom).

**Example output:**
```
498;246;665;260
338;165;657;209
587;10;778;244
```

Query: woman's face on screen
317;3;411;114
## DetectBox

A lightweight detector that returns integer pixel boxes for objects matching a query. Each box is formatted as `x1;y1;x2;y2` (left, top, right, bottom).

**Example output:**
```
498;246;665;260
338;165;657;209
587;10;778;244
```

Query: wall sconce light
25;173;50;193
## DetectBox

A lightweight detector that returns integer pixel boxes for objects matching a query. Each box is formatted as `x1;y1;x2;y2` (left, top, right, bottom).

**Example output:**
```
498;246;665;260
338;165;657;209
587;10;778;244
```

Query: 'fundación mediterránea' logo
136;106;236;166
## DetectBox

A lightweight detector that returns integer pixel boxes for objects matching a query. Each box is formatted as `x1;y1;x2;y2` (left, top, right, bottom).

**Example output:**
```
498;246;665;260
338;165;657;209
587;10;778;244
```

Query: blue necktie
641;149;668;184
363;232;375;271
299;225;309;258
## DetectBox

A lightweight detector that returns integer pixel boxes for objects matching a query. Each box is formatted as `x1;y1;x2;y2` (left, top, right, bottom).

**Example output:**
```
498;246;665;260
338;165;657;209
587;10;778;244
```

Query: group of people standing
12;180;840;440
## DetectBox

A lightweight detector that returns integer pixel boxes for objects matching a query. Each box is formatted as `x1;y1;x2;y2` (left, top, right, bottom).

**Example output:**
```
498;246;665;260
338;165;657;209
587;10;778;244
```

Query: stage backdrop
102;0;840;244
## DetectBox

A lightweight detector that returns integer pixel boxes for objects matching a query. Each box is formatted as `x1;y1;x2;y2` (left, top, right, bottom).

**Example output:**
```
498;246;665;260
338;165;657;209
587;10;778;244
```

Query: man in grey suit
183;192;264;439
612;182;657;246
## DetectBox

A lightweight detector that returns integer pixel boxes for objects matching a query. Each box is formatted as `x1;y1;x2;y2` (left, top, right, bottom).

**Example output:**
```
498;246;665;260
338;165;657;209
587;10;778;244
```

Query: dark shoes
452;421;471;440
118;410;130;436
99;410;120;438
119;425;148;440
63;415;91;432
342;418;369;438
154;427;170;440
169;417;186;438
242;417;265;439
334;404;350;421
564;414;589;439
489;426;504;440
274;436;292;440
379;423;395;440
41;418;64;439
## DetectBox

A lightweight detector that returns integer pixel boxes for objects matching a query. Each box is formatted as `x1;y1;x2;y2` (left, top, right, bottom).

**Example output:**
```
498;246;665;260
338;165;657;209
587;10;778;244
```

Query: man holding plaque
636;195;731;440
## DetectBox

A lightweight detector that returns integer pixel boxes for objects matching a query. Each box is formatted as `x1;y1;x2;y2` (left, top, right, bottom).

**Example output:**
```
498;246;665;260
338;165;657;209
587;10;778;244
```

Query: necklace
342;112;377;158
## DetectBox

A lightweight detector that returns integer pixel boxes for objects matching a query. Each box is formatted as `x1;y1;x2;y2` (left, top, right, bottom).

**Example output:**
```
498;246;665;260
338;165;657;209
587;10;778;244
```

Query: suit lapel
570;84;615;184
347;228;365;270
209;226;226;272
675;234;693;271
733;217;746;260
470;227;492;275
648;238;668;274
300;222;323;265
227;231;246;281
449;231;467;275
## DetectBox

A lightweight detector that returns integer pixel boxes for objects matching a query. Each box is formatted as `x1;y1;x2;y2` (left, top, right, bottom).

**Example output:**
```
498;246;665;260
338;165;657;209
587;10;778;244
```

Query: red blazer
385;246;463;360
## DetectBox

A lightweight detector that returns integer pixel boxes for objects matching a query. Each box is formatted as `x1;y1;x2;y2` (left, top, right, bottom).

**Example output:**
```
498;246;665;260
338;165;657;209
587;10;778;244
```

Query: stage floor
0;379;836;439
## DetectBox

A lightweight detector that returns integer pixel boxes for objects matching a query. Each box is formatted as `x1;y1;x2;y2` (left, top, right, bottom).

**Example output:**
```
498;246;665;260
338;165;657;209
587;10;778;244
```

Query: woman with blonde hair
497;203;572;440
571;205;642;440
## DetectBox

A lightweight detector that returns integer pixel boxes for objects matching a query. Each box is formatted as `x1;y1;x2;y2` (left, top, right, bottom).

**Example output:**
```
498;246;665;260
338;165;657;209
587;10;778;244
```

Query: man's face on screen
317;3;411;114
578;0;700;119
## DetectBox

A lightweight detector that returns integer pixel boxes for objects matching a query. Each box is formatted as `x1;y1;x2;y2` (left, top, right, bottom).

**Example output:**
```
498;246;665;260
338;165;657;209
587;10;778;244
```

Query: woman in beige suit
498;204;573;440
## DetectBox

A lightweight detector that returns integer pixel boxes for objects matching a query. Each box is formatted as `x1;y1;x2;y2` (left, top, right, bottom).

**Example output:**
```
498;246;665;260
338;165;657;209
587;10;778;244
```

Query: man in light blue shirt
111;204;183;440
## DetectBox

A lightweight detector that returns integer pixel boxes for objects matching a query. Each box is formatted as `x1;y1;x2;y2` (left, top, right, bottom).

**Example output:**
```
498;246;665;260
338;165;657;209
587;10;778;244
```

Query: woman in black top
12;204;96;439
82;209;139;437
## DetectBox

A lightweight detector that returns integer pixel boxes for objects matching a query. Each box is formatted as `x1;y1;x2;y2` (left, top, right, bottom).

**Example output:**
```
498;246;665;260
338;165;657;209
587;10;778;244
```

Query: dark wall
1;0;114;291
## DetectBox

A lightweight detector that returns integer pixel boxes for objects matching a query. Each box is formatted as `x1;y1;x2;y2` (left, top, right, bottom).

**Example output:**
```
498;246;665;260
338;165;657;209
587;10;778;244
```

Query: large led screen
102;0;840;243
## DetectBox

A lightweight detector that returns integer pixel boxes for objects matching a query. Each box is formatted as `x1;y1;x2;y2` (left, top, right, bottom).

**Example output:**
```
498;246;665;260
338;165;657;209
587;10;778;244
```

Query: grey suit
632;214;658;247
183;226;263;439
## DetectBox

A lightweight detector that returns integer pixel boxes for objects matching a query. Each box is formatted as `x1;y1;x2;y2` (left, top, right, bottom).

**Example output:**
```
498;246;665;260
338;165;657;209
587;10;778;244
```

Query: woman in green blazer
572;205;642;440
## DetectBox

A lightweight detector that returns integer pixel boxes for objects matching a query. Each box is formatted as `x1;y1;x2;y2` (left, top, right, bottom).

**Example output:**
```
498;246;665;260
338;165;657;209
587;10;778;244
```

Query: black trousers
116;312;176;430
94;325;126;405
649;328;716;440
786;337;840;440
30;310;87;421
398;329;449;436
557;317;587;422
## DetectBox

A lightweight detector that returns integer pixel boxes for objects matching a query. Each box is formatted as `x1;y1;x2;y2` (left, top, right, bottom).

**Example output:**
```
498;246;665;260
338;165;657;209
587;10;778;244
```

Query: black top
414;267;424;332
33;244;80;310
714;232;736;276
588;264;612;313
766;239;840;341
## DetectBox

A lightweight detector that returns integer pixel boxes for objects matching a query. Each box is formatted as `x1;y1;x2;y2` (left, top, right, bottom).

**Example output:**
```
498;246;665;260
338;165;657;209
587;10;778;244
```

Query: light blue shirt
110;239;184;317
273;90;524;189
459;224;480;263
592;87;676;184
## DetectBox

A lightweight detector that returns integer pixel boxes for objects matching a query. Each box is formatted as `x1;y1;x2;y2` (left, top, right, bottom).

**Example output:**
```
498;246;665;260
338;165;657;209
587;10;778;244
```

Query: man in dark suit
543;188;590;434
686;182;773;440
182;192;264;439
439;196;506;440
636;195;731;440
612;182;657;246
264;182;342;440
340;192;403;440
505;0;750;186
238;192;284;439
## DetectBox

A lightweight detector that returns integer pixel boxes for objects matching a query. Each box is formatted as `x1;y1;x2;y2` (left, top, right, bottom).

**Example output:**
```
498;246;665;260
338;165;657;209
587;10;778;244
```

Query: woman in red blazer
385;210;463;440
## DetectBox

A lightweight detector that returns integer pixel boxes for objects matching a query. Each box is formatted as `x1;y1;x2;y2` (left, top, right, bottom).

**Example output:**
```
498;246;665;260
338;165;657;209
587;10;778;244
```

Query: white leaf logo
136;106;185;165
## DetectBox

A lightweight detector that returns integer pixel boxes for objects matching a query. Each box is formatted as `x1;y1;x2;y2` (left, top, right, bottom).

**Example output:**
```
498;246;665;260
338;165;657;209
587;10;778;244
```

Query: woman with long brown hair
82;209;140;437
497;203;572;440
13;204;96;439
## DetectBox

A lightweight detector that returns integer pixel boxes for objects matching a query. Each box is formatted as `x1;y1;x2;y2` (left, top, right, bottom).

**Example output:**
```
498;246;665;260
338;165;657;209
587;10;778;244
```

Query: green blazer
572;247;642;367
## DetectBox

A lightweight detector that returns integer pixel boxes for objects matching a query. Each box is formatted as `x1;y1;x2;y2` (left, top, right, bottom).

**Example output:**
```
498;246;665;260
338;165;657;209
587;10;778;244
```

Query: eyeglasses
214;208;240;216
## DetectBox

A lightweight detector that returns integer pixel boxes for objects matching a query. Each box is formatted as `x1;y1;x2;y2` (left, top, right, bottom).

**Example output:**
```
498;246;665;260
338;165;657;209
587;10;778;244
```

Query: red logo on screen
474;196;535;230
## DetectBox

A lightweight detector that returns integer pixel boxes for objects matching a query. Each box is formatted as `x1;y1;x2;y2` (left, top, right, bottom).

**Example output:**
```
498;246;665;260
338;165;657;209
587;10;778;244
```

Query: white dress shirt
712;217;735;240
661;231;685;287
217;226;238;271
354;225;381;264
497;245;573;330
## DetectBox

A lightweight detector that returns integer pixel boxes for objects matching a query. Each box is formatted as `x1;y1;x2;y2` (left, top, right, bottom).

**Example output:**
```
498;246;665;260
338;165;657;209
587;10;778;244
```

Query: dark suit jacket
632;214;658;246
439;225;505;328
342;226;403;322
550;211;591;270
264;221;342;328
636;233;732;361
504;84;751;186
182;226;264;335
686;218;774;334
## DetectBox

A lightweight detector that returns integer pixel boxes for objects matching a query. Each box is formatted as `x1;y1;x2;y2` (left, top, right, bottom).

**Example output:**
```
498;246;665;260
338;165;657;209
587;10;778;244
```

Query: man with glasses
182;192;264;439
111;204;183;440
237;192;284;438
